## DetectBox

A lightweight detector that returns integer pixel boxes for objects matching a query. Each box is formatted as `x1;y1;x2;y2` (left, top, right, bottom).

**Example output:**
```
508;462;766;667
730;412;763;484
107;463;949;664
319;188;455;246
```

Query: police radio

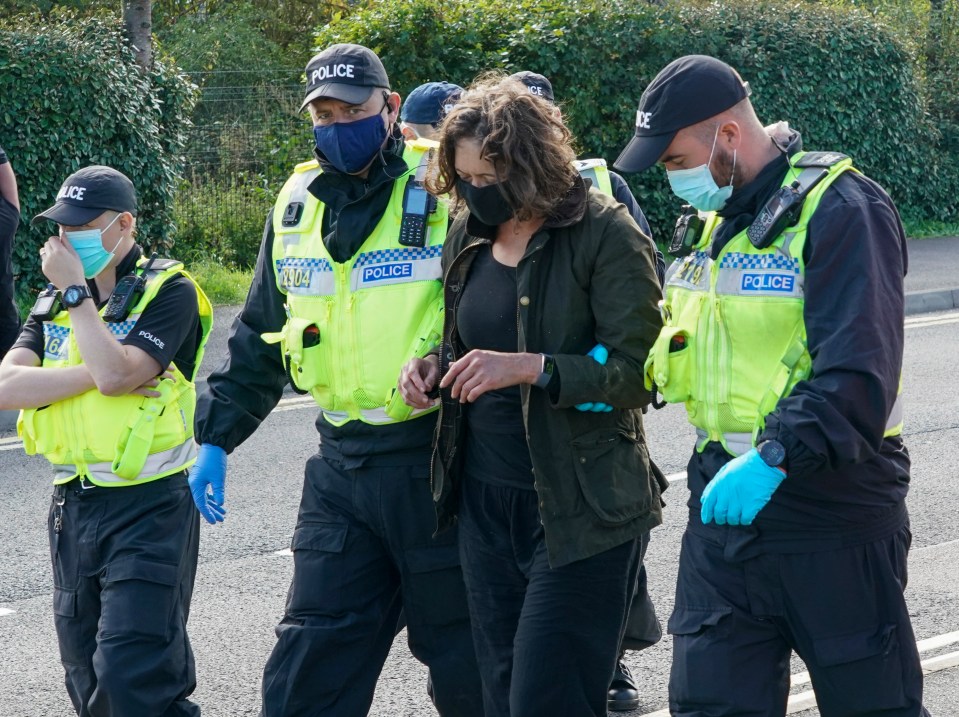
669;205;705;258
399;180;437;248
30;283;62;322
103;253;158;322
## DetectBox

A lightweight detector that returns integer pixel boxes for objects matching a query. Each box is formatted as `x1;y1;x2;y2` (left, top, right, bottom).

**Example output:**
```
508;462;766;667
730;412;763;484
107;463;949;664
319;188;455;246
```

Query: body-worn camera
30;283;62;322
669;205;705;258
103;253;158;322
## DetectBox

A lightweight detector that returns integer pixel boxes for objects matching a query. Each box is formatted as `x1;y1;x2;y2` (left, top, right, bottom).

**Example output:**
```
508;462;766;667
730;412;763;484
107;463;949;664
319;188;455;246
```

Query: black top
456;244;534;488
195;141;436;466
13;246;202;379
0;193;20;357
689;129;911;544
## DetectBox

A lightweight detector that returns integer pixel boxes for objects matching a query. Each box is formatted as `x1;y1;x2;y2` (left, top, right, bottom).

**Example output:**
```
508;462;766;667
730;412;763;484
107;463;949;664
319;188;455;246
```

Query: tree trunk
122;0;153;71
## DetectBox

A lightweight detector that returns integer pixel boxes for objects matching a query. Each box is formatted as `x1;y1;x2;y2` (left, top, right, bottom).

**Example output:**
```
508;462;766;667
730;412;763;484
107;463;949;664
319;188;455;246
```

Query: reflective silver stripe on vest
281;169;320;250
714;251;803;298
350;244;443;291
53;439;197;484
885;393;904;433
276;257;336;296
666;251;711;292
321;405;435;425
695;428;754;456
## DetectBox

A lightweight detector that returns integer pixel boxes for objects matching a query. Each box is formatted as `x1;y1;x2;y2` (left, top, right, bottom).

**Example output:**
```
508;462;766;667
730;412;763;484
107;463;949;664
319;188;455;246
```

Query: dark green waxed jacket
432;178;668;567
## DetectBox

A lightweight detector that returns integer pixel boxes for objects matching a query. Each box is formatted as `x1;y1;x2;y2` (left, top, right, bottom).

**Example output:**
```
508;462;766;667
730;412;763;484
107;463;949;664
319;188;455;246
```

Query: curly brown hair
428;73;577;222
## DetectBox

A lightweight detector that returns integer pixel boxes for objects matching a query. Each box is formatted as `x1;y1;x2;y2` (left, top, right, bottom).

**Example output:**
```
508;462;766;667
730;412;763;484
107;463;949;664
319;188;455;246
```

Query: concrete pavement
1;237;956;432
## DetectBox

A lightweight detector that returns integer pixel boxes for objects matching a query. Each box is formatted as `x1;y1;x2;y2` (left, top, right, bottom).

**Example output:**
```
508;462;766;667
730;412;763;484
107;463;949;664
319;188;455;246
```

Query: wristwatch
533;354;555;389
757;439;786;469
62;284;93;309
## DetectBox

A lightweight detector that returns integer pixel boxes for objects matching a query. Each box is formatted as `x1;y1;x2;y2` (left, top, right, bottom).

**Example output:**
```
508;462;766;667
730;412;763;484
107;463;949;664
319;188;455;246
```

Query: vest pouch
284;316;328;394
17;409;40;455
112;380;175;480
645;326;693;404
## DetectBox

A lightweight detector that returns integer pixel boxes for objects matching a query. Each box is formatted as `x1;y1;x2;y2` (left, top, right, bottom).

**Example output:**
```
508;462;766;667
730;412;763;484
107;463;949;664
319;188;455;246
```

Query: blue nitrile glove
188;444;228;524
700;448;786;526
576;344;614;412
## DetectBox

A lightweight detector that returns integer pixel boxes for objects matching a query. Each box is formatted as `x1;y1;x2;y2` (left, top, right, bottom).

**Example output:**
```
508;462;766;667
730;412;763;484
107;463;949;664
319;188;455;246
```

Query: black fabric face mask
456;179;515;226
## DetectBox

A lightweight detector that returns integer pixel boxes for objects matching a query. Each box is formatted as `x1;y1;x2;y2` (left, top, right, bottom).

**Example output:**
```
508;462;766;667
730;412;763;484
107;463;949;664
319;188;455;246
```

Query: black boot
608;655;640;712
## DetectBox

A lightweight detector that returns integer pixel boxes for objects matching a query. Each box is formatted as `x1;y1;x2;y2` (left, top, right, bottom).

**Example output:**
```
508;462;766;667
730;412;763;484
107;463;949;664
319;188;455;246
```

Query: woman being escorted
399;75;666;717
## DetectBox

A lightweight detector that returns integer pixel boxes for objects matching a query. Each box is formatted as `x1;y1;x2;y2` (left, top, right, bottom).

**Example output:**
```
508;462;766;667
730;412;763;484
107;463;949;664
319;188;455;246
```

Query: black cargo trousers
260;453;482;717
49;472;200;717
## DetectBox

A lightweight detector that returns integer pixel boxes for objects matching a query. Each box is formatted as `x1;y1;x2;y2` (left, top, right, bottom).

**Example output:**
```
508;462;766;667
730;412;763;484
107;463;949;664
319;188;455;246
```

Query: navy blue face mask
313;103;389;174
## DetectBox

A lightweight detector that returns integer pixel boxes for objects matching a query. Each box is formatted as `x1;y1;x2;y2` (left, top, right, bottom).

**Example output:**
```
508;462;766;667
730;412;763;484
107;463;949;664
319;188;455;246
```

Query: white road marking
638;631;959;717
274;548;293;557
0;608;15;617
666;471;686;484
905;311;959;328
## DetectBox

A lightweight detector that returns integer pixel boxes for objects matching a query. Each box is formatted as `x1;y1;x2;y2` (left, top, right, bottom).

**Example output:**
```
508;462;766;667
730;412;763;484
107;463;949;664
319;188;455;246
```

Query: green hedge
316;0;956;234
0;11;196;298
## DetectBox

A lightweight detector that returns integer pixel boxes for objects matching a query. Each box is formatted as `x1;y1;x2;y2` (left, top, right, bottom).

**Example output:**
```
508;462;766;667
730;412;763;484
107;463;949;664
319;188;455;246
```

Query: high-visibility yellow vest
574;158;613;195
264;140;447;426
645;152;903;456
18;258;213;486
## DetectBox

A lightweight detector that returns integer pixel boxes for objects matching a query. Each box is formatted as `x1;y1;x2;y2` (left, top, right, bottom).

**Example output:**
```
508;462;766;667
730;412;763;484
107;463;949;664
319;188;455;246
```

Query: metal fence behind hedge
176;71;315;266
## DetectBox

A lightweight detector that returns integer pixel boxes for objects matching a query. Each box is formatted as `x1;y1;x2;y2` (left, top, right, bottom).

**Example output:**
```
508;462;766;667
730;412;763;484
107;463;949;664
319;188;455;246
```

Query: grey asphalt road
1;311;958;716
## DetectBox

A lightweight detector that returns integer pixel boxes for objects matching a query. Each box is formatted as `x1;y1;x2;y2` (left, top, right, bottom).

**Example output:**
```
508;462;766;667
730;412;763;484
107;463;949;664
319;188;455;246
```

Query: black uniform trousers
260;454;482;717
669;522;930;717
49;473;200;717
457;475;639;717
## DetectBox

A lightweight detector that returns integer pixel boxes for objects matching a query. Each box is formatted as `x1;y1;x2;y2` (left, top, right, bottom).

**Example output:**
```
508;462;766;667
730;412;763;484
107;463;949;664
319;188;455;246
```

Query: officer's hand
188;444;228;524
441;350;540;403
700;448;786;526
40;235;85;289
129;367;176;398
576;344;613;412
399;355;440;409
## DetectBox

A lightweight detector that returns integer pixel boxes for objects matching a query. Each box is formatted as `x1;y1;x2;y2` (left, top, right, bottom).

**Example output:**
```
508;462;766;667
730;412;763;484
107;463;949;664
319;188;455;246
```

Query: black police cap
301;43;391;111
510;71;555;103
614;55;751;173
401;81;464;125
33;165;137;226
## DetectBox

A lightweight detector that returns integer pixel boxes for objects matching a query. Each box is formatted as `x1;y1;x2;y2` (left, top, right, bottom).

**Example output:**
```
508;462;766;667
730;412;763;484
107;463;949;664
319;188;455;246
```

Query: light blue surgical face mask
63;213;123;279
666;126;737;212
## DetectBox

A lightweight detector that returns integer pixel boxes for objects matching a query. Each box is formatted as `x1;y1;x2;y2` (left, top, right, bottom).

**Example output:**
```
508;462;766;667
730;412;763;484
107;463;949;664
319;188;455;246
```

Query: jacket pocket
645;325;693;404
570;427;654;525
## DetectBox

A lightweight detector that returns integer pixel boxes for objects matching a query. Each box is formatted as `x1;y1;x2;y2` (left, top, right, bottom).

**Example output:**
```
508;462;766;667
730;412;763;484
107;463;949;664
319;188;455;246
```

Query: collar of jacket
710;127;804;257
464;173;589;239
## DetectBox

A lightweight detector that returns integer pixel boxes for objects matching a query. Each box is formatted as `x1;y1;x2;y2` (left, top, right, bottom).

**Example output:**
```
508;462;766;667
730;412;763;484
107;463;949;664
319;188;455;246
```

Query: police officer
615;55;929;716
0;143;20;359
0;165;211;717
187;44;482;716
400;80;463;142
512;69;663;712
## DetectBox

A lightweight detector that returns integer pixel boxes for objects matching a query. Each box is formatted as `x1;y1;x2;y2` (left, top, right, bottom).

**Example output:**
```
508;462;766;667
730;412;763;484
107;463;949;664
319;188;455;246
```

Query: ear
119;212;135;235
386;92;401;120
719;120;741;151
400;124;417;141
